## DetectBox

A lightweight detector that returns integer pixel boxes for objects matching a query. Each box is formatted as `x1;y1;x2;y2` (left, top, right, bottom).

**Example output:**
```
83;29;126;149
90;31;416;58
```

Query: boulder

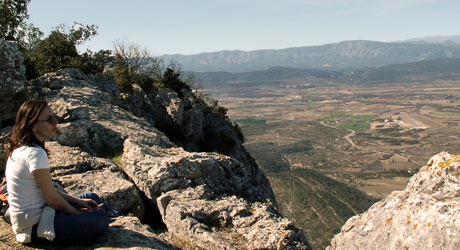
122;139;265;204
0;39;27;173
158;185;310;250
0;39;26;99
47;142;144;217
155;89;184;125
327;152;460;250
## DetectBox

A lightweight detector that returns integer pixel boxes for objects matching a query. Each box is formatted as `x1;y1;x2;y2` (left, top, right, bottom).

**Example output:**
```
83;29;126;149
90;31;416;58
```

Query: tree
112;41;165;93
0;0;30;40
54;22;97;45
26;30;80;77
79;49;114;74
24;22;100;78
16;22;43;50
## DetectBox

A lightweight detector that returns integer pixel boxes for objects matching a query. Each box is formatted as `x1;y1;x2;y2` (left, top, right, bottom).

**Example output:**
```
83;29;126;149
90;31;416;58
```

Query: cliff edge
0;40;310;250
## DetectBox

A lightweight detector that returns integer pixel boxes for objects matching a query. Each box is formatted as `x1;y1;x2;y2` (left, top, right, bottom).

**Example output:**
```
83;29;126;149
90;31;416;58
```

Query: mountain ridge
164;39;460;72
193;57;460;86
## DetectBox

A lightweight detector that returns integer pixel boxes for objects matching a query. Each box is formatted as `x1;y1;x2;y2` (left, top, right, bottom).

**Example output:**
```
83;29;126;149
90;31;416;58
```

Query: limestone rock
95;216;178;250
0;39;27;128
122;139;265;204
0;40;26;97
0;67;309;249
0;216;176;250
156;89;184;125
47;142;144;217
30;69;175;156
327;152;460;250
158;185;310;250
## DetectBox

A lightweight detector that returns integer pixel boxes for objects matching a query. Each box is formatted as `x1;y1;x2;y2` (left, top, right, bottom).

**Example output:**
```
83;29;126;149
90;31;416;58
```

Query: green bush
162;67;189;93
79;49;114;75
25;31;80;78
23;23;105;79
0;0;30;40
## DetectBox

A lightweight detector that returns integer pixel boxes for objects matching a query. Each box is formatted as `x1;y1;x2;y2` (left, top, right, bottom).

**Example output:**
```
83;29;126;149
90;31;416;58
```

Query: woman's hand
77;198;98;212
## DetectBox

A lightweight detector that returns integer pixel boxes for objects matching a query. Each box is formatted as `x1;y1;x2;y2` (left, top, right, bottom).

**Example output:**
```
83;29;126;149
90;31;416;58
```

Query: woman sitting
4;100;109;243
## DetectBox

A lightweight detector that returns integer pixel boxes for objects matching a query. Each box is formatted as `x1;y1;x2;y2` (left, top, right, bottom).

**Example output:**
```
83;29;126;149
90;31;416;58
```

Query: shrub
0;0;30;40
23;23;102;79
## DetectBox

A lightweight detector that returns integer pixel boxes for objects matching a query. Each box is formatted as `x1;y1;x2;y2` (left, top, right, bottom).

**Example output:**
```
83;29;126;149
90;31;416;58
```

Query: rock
122;139;265;204
30;69;175;156
90;69;120;97
0;39;27;173
155;89;184;125
0;40;26;97
0;39;27;127
158;185;310;250
0;216;177;250
327;152;460;250
0;67;309;249
47;142;144;217
96;216;179;250
54;120;92;147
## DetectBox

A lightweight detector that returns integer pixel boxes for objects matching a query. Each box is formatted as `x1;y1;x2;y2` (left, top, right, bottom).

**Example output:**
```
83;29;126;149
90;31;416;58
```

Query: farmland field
202;78;460;249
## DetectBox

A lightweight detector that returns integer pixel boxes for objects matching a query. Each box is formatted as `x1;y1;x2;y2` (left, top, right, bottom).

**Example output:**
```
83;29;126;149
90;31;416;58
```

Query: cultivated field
202;78;460;249
207;79;460;198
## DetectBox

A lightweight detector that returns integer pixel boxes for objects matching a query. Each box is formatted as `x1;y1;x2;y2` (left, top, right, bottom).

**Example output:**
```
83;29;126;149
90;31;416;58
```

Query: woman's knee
90;211;110;233
78;192;101;203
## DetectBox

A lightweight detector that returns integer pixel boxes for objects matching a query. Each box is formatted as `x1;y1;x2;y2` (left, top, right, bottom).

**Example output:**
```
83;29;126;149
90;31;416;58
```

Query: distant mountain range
164;37;460;73
194;58;460;86
401;34;460;45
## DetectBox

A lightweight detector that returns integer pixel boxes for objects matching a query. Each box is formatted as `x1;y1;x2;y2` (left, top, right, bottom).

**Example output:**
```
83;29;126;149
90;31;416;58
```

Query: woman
4;100;109;244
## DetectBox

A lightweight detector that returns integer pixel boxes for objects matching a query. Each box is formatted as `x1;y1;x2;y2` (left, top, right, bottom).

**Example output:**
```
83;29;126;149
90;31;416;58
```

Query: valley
201;77;460;249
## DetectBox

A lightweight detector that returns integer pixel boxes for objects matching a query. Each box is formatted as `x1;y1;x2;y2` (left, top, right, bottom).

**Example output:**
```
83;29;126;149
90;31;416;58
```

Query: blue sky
28;0;460;55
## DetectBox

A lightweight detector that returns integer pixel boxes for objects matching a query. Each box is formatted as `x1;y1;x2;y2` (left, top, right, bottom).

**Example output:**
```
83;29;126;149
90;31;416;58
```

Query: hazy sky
28;0;459;55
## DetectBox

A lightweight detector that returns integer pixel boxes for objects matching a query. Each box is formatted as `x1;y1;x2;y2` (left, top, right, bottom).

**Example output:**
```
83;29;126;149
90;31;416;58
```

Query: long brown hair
4;100;49;162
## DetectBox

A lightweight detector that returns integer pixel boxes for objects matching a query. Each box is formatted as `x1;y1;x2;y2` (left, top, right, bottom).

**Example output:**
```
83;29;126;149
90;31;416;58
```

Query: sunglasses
37;115;57;124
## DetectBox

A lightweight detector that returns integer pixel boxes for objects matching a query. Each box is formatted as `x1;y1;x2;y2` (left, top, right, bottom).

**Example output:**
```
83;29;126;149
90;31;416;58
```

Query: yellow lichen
438;155;460;169
385;217;392;226
439;162;448;169
413;224;418;230
427;222;431;227
404;245;409;250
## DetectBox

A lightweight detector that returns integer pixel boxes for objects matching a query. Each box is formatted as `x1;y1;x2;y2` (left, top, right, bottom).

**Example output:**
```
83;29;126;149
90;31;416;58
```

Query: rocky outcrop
327;152;460;250
0;55;310;249
46;142;144;217
0;40;27;174
158;185;308;250
0;40;27;127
